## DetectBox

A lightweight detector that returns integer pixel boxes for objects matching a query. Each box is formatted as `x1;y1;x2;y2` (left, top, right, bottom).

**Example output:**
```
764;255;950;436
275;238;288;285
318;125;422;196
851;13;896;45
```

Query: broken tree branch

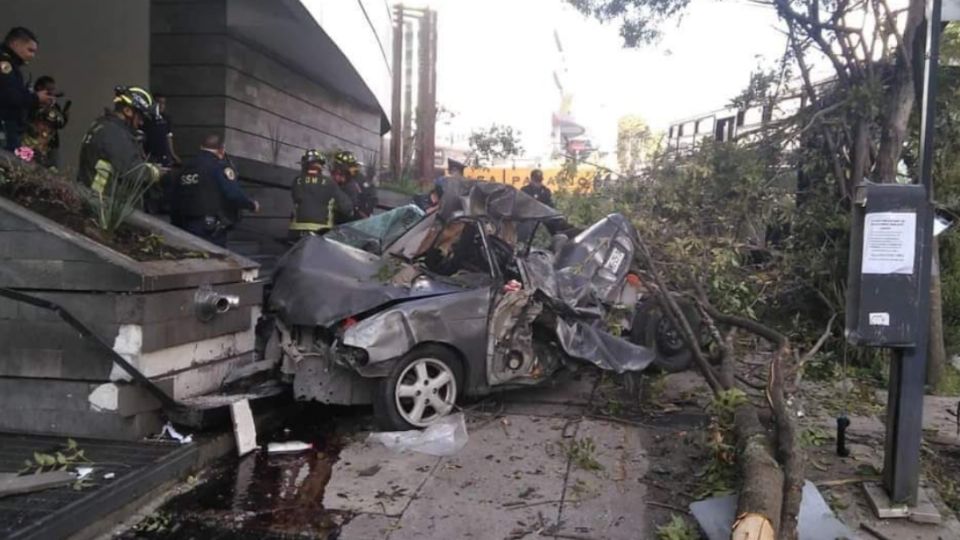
795;313;837;388
633;240;723;394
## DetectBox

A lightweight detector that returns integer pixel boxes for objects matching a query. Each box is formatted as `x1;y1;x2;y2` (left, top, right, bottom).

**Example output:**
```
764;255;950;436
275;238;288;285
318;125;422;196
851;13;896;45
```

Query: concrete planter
0;196;262;440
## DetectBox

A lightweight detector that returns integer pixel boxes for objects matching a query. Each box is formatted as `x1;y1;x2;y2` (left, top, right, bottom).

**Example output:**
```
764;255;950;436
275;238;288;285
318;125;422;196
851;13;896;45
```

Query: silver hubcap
395;358;457;427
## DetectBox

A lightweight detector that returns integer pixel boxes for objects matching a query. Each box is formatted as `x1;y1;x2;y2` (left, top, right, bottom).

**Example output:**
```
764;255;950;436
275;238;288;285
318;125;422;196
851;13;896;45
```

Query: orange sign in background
465;167;597;193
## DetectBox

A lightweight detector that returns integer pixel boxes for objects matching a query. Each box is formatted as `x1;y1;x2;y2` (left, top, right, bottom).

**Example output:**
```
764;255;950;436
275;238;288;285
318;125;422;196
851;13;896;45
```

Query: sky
416;0;788;159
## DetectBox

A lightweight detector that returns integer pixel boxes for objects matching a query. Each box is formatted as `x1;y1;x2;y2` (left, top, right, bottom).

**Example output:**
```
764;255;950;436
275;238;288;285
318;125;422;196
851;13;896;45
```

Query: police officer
77;86;160;195
173;134;259;247
288;148;353;238
521;168;554;207
0;27;54;151
447;158;466;180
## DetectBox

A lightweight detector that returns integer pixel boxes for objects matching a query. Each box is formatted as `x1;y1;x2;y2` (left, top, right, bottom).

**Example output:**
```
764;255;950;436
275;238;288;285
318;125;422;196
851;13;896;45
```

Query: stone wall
0;191;261;440
151;0;384;256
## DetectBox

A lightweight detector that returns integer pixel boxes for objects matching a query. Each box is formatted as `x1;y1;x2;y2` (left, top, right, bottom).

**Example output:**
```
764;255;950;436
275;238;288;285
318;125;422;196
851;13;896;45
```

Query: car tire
373;345;464;431
630;299;702;373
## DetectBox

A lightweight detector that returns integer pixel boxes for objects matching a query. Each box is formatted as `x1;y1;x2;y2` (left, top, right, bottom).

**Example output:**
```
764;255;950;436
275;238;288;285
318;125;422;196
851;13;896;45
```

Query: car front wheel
374;345;463;430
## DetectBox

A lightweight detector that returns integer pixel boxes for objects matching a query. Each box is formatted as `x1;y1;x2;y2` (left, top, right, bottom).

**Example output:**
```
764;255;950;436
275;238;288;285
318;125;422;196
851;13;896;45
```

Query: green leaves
564;0;692;46
656;514;699;540
90;162;158;236
468;124;524;167
19;438;93;476
565;437;605;472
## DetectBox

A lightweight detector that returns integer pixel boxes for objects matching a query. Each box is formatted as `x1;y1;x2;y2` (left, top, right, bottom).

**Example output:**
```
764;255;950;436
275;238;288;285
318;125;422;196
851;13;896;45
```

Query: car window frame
419;217;500;281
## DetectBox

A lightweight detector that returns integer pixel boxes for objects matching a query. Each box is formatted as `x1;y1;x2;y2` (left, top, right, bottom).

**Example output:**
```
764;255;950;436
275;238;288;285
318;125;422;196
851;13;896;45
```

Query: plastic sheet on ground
367;413;469;456
158;422;193;444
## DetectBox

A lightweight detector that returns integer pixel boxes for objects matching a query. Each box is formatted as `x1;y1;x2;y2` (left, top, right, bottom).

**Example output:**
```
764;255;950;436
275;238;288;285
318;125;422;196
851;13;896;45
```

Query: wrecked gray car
266;180;697;430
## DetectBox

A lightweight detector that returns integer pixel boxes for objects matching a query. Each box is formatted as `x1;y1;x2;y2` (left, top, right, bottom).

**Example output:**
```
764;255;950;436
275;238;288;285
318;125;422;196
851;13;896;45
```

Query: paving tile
390;416;571;540
559;418;650;540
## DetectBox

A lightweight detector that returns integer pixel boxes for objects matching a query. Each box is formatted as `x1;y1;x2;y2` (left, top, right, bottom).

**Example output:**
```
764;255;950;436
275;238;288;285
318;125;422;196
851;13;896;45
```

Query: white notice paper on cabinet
861;212;916;274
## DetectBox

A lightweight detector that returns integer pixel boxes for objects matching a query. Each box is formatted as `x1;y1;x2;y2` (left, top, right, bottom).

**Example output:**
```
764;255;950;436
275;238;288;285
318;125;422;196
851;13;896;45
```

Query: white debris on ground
367;413;468;456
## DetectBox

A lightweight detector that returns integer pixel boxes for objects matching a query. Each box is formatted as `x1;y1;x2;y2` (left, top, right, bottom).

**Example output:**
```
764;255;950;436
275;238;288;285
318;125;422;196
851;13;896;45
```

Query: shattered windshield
326;204;427;255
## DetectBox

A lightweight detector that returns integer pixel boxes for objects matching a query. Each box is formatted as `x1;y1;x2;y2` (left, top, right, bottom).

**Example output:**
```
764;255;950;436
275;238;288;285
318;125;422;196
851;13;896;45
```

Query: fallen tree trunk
633;240;801;540
732;404;783;540
699;298;805;540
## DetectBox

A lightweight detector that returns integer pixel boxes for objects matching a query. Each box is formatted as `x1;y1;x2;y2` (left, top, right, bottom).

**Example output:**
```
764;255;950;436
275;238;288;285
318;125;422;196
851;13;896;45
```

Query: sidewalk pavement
327;370;652;540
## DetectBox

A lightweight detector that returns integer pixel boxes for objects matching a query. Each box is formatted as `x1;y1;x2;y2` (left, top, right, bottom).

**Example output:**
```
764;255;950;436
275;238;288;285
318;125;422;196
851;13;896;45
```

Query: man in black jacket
0;27;53;151
521;169;553;208
173;134;259;247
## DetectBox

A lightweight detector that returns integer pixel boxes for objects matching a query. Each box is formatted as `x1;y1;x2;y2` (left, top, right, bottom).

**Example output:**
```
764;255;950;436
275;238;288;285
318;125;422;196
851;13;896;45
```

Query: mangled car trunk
267;181;659;430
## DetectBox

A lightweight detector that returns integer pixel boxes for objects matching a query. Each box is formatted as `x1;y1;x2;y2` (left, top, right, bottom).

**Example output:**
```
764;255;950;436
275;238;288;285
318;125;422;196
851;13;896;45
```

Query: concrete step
248;254;278;275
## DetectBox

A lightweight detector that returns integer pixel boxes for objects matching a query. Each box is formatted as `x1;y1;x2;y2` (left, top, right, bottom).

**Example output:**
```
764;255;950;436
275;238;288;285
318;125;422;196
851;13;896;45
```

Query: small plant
706;388;748;428
19;438;91;474
19;438;94;491
799;426;831;448
566;437;604;472
656;514;699;540
603;397;625;416
934;364;960;396
91;162;157;235
645;372;667;405
135;512;173;533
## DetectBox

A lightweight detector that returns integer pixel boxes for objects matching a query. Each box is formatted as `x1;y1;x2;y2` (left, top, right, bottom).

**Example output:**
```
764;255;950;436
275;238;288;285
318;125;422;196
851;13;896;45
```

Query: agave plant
91;162;158;235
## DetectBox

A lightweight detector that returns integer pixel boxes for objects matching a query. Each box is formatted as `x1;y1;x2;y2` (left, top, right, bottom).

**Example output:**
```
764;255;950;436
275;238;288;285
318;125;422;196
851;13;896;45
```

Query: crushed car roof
438;178;562;222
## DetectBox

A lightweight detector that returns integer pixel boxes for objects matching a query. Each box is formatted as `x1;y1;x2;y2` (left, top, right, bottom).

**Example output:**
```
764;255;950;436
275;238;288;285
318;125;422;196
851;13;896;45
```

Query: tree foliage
468;124;525;167
616;114;656;175
567;0;935;338
565;0;691;46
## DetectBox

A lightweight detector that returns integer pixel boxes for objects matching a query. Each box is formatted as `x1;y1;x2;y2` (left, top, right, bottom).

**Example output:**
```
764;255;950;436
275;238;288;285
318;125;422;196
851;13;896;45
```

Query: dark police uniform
521;183;554;207
77;113;158;194
289;172;354;237
174;150;255;247
0;45;37;151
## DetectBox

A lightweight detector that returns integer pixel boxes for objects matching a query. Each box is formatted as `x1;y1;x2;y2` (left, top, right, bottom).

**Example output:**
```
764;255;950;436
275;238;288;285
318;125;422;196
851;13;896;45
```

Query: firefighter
331;150;366;225
521;169;553;207
288;148;353;238
173;134;259;247
342;151;377;218
77;86;160;195
0;27;54;151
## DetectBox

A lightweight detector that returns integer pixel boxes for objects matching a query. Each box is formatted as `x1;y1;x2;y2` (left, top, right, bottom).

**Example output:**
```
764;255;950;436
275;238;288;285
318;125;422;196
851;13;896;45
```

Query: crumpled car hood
269;236;463;327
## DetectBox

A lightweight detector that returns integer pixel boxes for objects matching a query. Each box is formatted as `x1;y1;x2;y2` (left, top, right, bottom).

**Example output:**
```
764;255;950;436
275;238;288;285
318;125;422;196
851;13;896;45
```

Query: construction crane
551;29;589;156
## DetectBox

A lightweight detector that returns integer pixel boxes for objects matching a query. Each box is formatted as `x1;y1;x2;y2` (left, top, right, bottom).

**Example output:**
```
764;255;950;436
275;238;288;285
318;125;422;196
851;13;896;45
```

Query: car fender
342;287;490;383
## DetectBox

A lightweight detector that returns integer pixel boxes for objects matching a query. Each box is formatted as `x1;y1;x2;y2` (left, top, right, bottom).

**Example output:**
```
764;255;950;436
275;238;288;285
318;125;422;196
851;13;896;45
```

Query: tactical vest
177;154;224;219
